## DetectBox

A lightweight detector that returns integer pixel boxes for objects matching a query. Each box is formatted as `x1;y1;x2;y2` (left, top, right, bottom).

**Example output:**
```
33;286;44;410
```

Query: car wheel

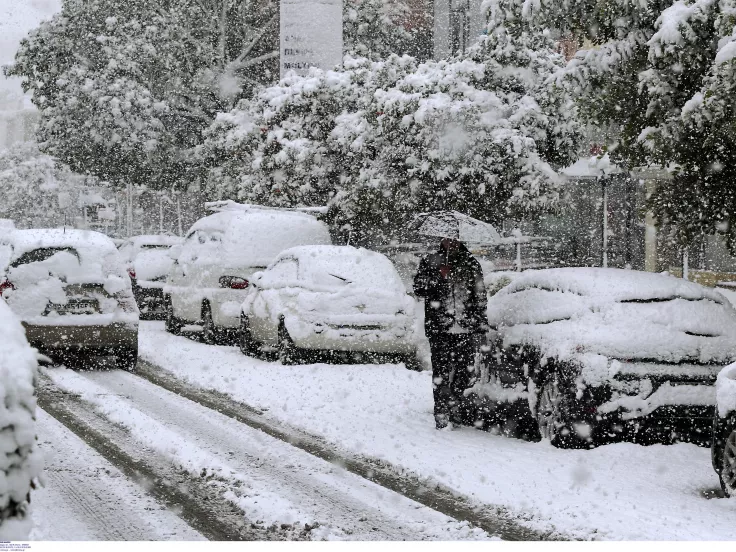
164;297;182;335
535;372;595;449
401;353;422;371
719;426;736;497
116;348;138;371
202;302;225;345
278;319;303;365
239;314;260;357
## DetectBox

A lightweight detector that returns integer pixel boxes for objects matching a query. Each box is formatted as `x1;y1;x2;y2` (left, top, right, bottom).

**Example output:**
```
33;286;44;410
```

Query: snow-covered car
164;208;332;344
712;363;736;496
0;229;139;370
118;234;182;318
239;245;417;366
0;300;40;538
469;268;736;449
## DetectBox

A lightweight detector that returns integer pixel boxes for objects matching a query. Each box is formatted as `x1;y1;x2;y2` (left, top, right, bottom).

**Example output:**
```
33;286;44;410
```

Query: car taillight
0;280;14;296
219;276;249;289
128;268;136;279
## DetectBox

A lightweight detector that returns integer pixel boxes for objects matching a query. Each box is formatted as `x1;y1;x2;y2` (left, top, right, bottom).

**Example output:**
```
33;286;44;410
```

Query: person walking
414;237;489;430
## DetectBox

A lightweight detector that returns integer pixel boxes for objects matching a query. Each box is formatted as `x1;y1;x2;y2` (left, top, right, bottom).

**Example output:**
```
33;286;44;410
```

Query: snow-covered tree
344;0;414;59
525;0;736;249
5;0;278;193
0;142;88;228
203;13;582;244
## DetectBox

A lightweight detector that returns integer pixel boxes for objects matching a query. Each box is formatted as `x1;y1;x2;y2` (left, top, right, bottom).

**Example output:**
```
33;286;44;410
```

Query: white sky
0;0;61;98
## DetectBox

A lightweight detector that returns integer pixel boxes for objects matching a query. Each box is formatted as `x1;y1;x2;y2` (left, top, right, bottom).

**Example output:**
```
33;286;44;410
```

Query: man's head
440;237;461;252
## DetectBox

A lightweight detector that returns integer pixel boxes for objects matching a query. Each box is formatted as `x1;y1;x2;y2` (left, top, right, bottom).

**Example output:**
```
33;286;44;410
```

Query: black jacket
413;244;489;336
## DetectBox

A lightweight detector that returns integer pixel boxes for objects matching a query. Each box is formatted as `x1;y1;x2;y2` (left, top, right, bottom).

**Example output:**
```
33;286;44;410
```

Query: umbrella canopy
410;211;501;244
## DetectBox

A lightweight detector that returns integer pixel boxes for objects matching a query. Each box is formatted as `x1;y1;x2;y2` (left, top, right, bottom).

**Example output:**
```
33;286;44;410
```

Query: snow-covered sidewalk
140;322;736;540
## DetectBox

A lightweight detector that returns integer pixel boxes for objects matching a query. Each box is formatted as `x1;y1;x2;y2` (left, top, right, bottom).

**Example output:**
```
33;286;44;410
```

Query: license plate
47;300;97;314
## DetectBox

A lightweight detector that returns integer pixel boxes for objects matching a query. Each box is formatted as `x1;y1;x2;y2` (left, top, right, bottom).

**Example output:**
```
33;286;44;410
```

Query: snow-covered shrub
0;301;40;539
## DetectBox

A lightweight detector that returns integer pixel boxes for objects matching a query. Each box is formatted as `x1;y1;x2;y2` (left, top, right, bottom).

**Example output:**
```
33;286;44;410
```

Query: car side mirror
251;271;264;288
168;244;183;260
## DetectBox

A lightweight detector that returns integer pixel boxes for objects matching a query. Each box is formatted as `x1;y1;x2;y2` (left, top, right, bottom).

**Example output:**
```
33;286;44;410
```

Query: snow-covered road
31;408;205;541
137;321;736;540
39;366;489;541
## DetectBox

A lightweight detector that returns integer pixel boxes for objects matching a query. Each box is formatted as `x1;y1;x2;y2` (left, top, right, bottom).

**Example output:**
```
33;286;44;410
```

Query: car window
140;244;171;250
268;259;298;283
0;244;12;270
10;247;81;268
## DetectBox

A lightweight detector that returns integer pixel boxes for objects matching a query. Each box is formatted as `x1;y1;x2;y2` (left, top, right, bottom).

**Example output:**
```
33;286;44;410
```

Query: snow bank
487;268;736;375
0;301;40;539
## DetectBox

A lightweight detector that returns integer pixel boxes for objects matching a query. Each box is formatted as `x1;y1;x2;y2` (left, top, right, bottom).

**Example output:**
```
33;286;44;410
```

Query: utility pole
159;193;164;234
126;181;133;237
176;195;183;237
602;178;608;268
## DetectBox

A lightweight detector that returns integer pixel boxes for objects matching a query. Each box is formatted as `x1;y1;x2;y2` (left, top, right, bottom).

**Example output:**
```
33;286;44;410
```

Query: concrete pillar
644;179;658;272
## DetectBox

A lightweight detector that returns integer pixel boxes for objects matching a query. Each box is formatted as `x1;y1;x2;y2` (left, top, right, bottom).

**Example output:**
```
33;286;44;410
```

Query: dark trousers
428;332;476;425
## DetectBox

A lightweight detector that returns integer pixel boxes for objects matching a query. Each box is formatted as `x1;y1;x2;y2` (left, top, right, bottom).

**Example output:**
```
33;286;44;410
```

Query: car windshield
10;247;80;268
302;255;404;291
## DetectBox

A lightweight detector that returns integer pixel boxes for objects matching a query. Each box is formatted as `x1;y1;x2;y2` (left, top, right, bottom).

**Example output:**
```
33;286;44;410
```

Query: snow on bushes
0;301;40;539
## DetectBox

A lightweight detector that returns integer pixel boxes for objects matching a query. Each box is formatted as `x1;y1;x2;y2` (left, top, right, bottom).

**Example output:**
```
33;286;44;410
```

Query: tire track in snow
34;409;204;541
134;358;553;540
37;374;286;541
52;367;489;540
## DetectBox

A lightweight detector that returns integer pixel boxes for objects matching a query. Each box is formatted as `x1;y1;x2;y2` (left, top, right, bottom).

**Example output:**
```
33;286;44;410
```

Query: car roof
497;267;726;304
129;234;182;247
4;228;117;257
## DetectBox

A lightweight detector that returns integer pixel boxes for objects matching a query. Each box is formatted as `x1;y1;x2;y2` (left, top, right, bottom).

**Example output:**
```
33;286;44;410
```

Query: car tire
165;297;183;335
201;302;225;345
534;371;596;449
719;425;736;497
401;353;422;371
278;319;303;365
116;348;138;371
239;314;260;357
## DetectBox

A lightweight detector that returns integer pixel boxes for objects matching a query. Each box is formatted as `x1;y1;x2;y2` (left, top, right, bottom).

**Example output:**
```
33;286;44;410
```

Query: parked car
118;234;182;318
468;268;736;449
712;363;736;496
0;228;139;370
238;245;418;367
164;208;332;344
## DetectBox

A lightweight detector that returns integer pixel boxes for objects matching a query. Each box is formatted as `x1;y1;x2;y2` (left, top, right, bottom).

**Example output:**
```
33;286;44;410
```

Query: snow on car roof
497;267;727;303
187;210;331;267
488;268;736;368
5;228;117;259
129;234;182;247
